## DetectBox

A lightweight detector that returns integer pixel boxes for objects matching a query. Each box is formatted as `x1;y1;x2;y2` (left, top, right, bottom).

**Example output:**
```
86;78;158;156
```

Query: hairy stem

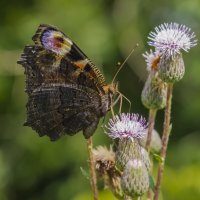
86;137;98;200
146;109;157;200
146;109;157;151
147;156;154;200
154;83;173;200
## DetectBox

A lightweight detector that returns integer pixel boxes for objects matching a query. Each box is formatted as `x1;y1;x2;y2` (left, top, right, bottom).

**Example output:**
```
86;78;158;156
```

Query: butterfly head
103;82;118;95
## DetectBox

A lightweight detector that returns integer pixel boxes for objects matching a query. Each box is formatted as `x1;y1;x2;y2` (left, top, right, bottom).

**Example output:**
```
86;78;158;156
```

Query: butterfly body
18;24;116;140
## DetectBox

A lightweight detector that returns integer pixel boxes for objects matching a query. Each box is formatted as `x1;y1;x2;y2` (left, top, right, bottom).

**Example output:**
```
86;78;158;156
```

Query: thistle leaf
80;167;90;180
149;175;155;193
153;153;163;163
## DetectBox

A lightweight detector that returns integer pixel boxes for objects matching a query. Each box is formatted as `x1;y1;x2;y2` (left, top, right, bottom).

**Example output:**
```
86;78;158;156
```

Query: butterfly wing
18;24;111;140
25;83;102;140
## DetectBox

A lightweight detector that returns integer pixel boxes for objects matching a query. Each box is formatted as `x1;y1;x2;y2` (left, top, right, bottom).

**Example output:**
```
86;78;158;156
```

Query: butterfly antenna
112;43;139;84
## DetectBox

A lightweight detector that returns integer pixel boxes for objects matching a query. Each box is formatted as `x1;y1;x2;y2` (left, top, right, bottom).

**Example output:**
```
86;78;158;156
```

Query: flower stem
153;83;173;200
146;109;157;200
86;137;99;200
146;109;157;152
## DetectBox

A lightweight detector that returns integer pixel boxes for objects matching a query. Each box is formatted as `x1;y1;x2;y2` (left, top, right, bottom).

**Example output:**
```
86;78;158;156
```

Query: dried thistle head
93;146;115;174
93;146;124;199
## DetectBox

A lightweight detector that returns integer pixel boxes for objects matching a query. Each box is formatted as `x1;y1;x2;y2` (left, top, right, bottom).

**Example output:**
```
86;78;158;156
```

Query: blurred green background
0;0;200;199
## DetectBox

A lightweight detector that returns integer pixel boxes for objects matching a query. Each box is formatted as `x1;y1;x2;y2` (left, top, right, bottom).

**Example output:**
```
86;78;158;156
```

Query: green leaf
168;123;173;135
153;153;163;163
80;167;90;180
149;175;155;193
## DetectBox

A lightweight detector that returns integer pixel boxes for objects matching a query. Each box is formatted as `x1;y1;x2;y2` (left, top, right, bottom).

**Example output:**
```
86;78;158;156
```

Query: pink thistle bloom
105;113;148;140
148;22;197;57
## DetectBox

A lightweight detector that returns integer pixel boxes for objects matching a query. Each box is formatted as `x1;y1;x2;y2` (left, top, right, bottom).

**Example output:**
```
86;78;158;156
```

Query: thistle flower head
105;113;148;140
143;50;161;72
148;22;197;57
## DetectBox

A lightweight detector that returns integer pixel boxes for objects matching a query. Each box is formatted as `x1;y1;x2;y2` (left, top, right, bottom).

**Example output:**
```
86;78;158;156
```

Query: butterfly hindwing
25;83;102;140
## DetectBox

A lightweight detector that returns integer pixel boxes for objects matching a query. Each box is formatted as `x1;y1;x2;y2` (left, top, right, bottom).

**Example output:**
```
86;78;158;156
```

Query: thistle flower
105;113;148;141
143;50;161;72
148;22;197;58
105;113;150;171
121;160;149;197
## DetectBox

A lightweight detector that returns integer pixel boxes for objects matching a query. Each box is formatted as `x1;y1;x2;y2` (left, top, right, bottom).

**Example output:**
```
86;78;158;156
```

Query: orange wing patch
74;59;88;70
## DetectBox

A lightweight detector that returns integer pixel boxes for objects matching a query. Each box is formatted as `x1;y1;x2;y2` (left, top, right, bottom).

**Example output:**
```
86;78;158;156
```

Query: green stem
153;83;173;200
147;156;154;200
146;109;157;200
86;137;99;200
146;109;157;152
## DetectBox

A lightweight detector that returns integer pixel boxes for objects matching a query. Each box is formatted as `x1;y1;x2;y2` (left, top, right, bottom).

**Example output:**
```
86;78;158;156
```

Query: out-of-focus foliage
0;0;199;199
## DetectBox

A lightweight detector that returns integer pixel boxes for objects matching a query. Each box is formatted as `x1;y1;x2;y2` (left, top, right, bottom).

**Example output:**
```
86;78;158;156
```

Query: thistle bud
139;129;162;153
140;147;151;172
121;160;149;197
141;72;167;109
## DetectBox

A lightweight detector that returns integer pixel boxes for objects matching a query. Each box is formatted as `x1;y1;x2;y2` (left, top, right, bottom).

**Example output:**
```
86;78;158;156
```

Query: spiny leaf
168;123;172;135
80;167;90;180
149;175;155;193
153;153;163;163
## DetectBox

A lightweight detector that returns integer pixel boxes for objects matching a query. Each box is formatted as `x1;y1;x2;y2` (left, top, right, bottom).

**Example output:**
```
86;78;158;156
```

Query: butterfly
17;24;117;141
